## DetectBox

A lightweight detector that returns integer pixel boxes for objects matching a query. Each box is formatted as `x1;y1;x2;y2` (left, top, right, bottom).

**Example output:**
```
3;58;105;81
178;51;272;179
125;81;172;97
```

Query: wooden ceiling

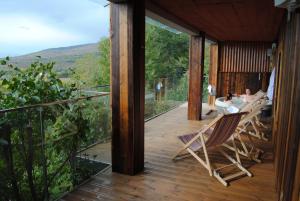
146;0;285;42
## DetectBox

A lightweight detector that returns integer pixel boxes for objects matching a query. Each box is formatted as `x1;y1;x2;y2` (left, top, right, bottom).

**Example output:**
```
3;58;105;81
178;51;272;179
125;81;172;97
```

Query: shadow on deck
61;103;277;201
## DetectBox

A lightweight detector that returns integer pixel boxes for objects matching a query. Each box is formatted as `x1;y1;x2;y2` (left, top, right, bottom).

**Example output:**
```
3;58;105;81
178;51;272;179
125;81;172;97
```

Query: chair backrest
205;112;247;148
239;100;267;125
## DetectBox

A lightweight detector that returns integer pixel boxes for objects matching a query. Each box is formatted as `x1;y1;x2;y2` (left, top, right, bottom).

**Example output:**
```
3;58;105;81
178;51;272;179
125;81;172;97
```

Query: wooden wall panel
110;1;145;175
188;35;205;120
273;11;300;201
219;42;272;72
215;41;272;97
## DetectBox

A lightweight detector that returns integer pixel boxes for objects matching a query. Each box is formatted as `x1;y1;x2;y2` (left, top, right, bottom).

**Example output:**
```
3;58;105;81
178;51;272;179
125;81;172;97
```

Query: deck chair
240;90;266;113
241;90;268;130
240;99;268;140
173;112;252;186
222;99;269;163
222;103;267;163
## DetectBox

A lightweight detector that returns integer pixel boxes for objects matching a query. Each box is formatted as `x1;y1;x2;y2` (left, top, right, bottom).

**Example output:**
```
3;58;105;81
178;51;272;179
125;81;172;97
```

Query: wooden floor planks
62;103;277;201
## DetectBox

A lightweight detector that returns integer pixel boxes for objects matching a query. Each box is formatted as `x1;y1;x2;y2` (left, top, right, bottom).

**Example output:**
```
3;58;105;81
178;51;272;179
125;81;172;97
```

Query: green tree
145;23;189;89
73;38;110;88
0;57;99;201
0;57;76;108
98;38;110;85
73;53;100;87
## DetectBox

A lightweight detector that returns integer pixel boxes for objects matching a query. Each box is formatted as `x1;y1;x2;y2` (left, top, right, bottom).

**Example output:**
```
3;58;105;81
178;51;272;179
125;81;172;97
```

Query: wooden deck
62;103;277;201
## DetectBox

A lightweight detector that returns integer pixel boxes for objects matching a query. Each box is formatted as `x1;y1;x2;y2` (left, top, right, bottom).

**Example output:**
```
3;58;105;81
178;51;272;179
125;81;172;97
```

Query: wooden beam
110;0;145;175
208;43;218;105
145;0;217;42
146;9;198;36
108;0;128;3
188;35;205;120
145;0;199;35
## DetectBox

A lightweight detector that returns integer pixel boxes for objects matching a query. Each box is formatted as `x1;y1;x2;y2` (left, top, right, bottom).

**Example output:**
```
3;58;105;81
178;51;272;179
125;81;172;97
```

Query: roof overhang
146;0;286;42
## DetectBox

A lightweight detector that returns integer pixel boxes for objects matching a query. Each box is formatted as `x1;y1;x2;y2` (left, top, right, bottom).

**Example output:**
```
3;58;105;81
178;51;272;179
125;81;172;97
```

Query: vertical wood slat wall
216;42;272;96
273;11;300;201
219;42;272;72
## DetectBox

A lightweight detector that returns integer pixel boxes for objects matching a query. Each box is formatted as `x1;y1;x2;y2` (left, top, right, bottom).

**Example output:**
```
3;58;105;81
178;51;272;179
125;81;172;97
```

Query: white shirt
267;68;275;101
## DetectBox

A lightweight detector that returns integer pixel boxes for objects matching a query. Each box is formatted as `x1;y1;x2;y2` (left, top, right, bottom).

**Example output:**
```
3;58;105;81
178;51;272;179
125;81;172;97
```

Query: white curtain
267;68;275;101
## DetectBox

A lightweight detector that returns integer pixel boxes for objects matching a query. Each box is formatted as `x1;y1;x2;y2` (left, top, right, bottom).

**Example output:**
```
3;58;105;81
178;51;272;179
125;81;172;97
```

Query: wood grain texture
110;1;145;175
188;35;205;120
61;105;277;201
273;11;300;201
219;42;272;73
145;0;285;41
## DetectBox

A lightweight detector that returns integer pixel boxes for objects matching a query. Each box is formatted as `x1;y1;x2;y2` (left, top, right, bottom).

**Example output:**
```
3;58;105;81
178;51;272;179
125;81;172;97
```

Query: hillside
6;43;100;72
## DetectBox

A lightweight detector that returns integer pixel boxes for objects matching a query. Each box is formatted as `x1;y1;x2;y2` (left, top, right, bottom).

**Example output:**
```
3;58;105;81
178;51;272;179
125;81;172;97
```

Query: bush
0;57;111;201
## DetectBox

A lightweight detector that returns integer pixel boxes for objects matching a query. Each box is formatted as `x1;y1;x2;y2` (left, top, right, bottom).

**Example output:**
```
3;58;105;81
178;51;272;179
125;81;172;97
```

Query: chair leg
213;171;229;186
172;138;213;176
200;134;212;176
255;115;268;129
239;131;264;163
236;132;250;157
231;136;241;164
246;119;268;141
219;148;252;177
187;148;212;176
223;131;263;163
212;148;252;186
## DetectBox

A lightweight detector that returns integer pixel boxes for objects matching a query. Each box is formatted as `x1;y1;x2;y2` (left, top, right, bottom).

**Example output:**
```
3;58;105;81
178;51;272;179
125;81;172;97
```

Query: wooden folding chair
240;90;268;130
173;112;252;186
222;100;268;163
240;99;268;140
240;90;266;113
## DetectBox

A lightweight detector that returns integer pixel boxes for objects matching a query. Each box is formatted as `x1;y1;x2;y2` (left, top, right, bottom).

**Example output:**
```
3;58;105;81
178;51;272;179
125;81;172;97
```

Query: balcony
62;103;277;201
1;1;299;200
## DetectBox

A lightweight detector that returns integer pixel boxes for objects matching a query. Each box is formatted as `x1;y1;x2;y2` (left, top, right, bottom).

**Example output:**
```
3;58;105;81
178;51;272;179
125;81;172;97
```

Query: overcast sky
0;0;109;57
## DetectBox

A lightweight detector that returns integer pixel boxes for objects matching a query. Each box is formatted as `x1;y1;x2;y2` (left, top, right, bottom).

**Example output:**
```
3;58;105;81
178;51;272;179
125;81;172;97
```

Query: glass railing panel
145;74;188;120
0;93;111;201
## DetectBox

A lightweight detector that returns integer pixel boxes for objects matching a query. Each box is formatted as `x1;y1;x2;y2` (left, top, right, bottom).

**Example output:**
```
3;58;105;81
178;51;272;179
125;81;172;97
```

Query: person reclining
240;89;255;103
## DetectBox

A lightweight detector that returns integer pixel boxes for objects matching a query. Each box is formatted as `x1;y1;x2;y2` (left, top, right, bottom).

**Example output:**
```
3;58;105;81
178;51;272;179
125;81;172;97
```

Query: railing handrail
0;92;110;114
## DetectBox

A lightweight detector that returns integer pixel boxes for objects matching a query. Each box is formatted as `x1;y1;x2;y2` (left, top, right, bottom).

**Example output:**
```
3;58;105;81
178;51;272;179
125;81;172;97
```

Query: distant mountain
6;43;100;72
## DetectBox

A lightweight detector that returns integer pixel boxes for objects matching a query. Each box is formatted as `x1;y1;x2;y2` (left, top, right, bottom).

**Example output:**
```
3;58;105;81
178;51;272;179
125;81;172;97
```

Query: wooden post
188;35;205;120
261;72;269;92
110;0;145;175
208;43;218;106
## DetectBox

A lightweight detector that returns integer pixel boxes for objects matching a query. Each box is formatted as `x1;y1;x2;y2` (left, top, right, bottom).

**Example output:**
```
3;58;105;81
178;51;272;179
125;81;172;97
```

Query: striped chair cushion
178;128;214;152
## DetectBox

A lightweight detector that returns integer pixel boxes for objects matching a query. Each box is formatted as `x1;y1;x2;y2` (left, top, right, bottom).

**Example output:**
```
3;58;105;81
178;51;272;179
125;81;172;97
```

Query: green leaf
0;60;6;65
2;79;9;85
32;96;41;102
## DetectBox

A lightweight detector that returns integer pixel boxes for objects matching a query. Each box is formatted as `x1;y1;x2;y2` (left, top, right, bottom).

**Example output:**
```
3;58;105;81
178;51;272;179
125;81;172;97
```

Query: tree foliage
98;38;110;85
0;57;111;201
145;23;189;88
73;38;110;88
0;57;76;109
